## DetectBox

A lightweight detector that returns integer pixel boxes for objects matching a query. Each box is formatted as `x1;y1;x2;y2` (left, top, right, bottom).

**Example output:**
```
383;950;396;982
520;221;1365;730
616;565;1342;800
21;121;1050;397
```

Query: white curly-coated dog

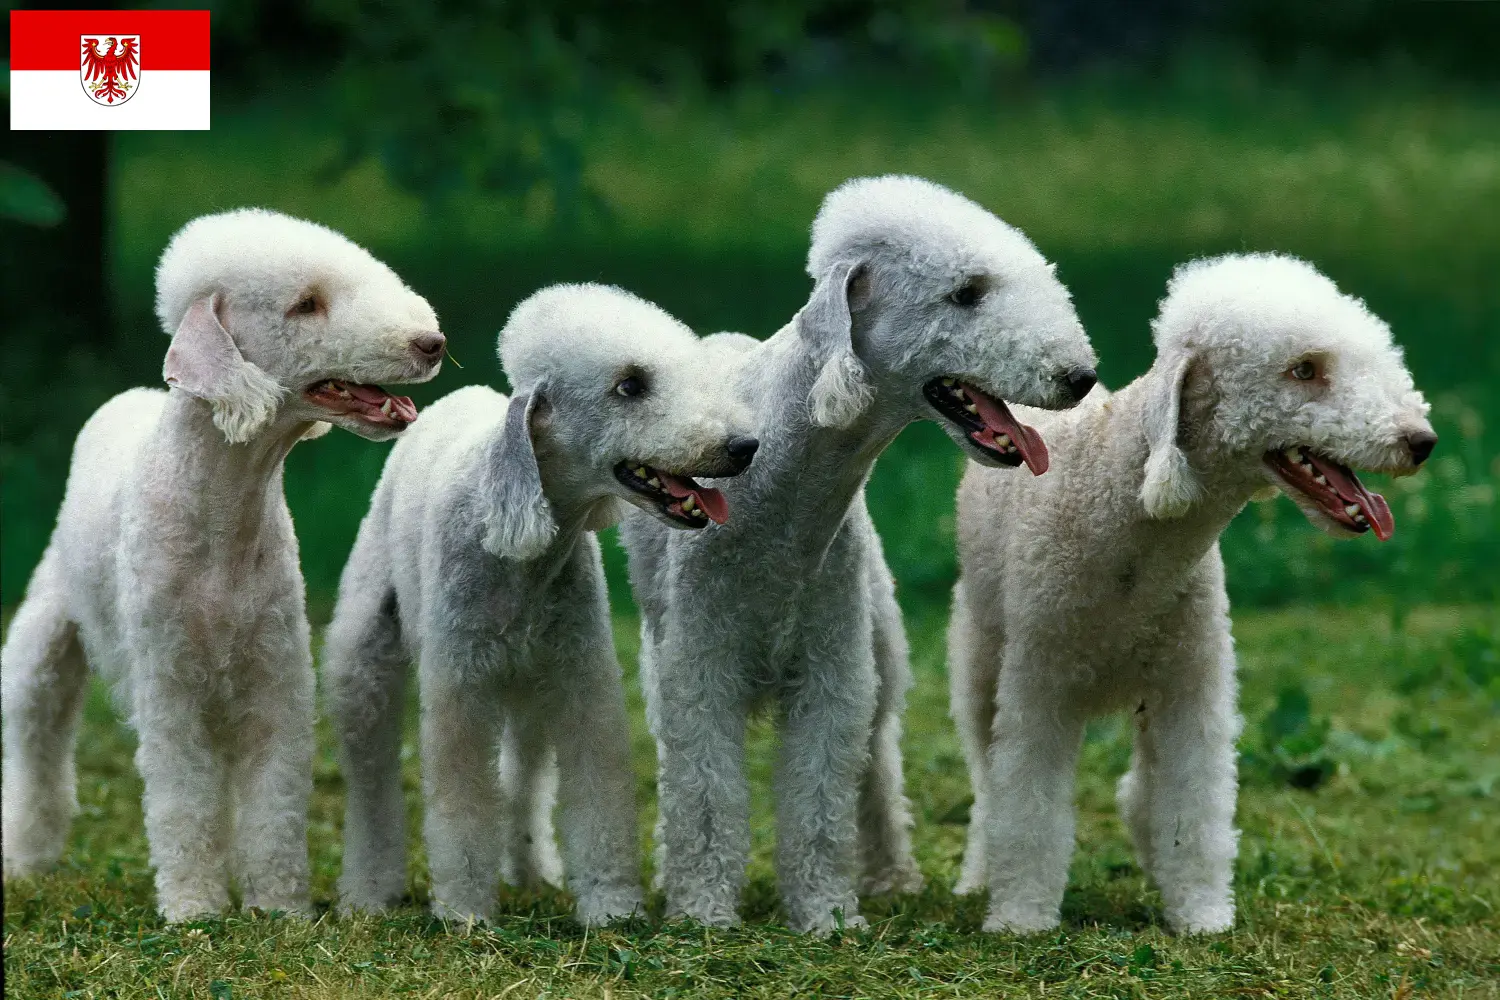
948;253;1437;935
325;284;758;926
1;209;444;921
620;176;1100;933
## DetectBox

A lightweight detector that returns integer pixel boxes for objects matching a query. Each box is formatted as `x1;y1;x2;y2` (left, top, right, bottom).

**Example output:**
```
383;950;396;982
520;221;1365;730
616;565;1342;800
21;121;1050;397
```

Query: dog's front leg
982;652;1085;934
419;659;504;923
230;639;314;916
533;641;644;926
774;633;879;934
1131;640;1240;935
133;671;232;922
653;629;751;928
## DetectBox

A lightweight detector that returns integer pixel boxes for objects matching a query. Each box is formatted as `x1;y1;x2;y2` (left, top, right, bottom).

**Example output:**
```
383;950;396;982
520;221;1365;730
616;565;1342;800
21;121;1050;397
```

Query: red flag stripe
10;10;210;71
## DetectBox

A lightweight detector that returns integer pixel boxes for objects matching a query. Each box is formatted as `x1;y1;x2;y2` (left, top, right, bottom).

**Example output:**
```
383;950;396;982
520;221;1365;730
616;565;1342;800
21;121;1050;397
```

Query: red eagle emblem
81;35;140;105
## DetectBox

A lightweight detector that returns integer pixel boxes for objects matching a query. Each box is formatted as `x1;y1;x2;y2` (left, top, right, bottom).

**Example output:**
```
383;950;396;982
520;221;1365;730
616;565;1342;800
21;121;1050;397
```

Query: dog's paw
1167;903;1234;936
430;898;493;927
2;855;55;881
336;898;391;918
158;891;231;924
666;896;741;929
952;873;987;896
861;864;925;897
575;890;645;927
982;902;1060;935
791;902;868;936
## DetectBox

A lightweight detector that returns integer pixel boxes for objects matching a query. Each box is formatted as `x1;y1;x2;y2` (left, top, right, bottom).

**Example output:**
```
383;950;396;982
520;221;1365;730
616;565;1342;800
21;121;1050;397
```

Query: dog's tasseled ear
1140;354;1203;519
799;260;873;429
163;294;284;444
482;387;558;561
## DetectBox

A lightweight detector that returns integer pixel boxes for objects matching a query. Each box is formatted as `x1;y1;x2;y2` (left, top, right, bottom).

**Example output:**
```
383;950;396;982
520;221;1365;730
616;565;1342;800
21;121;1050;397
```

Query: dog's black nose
727;435;760;465
1406;430;1437;466
410;332;446;360
1063;367;1098;402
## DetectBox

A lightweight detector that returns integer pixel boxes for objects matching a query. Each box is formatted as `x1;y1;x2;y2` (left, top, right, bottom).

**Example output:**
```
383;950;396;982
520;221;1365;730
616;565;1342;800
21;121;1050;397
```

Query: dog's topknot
807;175;1043;279
1153;253;1393;357
154;208;404;335
499;283;699;393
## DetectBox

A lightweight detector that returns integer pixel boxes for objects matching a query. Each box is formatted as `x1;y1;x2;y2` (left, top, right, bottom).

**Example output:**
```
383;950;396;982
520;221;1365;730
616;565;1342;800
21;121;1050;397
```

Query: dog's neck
148;390;312;549
524;442;613;565
1102;369;1264;570
734;324;910;548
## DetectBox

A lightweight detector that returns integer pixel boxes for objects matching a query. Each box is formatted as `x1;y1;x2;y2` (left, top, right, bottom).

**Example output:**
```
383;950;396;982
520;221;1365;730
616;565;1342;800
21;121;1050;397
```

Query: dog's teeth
1283;447;1300;462
1344;504;1361;517
380;398;393;416
682;496;696;512
1314;474;1328;486
996;434;1011;448
648;477;661;489
942;378;956;387
635;466;648;478
965;403;979;414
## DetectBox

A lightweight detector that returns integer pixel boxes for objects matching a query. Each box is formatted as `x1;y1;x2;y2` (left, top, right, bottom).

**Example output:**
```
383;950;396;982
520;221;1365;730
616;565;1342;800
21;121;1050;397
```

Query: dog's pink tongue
346;383;418;423
966;386;1050;476
656;471;730;524
1310;455;1395;541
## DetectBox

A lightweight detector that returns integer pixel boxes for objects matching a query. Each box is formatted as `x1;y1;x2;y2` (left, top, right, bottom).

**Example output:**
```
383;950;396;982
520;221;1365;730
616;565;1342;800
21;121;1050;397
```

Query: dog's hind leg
947;580;1000;895
857;553;923;895
326;583;411;912
2;545;89;878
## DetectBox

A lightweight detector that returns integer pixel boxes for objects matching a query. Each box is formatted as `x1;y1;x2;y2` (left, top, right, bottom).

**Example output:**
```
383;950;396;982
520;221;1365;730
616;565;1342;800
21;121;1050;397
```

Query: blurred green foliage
2;64;1497;614
210;0;1027;220
0;162;66;227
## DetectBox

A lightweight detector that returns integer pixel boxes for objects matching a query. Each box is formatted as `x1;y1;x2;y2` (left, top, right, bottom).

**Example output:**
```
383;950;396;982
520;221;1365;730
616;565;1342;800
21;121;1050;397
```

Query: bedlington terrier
619;175;1100;933
1;209;444;921
948;253;1436;935
325;284;758;926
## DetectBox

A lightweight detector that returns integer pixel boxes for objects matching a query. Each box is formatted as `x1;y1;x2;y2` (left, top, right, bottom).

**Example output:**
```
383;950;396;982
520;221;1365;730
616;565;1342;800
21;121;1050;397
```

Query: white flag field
10;9;210;130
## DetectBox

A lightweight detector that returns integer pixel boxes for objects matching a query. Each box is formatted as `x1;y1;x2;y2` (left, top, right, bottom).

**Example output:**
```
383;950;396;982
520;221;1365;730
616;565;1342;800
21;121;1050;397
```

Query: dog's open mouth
1265;446;1394;540
614;462;729;528
924;377;1049;475
305;380;418;430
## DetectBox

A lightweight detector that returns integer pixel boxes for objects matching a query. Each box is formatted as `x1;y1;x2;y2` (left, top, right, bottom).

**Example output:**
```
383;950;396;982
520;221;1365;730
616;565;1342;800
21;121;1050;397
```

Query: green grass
4;601;1497;998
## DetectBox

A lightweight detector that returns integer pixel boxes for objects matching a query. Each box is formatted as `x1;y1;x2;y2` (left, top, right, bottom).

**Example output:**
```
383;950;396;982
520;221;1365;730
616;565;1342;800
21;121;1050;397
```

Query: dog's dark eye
949;280;984;308
1289;360;1318;381
614;375;645;398
291;294;322;316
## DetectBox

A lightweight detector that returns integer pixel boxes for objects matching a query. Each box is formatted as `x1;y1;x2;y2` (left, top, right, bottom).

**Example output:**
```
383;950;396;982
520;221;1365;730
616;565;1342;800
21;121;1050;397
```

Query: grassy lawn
4;601;1496;998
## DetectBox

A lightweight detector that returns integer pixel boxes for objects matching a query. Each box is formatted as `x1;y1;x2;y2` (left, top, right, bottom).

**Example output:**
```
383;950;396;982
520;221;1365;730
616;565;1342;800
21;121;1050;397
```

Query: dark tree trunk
2;133;112;346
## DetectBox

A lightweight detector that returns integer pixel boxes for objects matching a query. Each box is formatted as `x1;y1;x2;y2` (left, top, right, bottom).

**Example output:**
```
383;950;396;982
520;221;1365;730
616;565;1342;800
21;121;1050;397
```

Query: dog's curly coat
621;176;1099;933
2;210;443;920
325;284;757;925
948;254;1436;934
